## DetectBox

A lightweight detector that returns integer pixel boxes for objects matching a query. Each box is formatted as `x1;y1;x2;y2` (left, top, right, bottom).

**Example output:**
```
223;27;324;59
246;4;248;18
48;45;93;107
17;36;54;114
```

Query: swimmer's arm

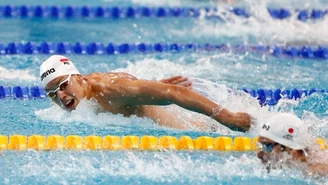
306;163;328;177
114;79;251;131
159;76;192;88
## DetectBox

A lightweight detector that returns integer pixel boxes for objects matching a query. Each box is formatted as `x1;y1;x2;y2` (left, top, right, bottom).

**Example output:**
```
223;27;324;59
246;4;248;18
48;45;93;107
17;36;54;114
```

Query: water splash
191;0;328;45
0;66;36;81
35;99;155;128
3;150;319;185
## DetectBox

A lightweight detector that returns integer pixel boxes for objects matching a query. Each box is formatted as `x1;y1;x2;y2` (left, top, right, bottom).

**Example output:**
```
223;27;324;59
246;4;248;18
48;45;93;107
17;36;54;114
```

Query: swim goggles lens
263;143;275;152
47;91;56;98
257;143;275;152
59;80;69;91
46;74;71;98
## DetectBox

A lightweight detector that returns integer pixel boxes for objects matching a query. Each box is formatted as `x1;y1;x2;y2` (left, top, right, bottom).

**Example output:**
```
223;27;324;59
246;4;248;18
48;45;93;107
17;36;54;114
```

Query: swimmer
257;113;328;177
40;55;252;132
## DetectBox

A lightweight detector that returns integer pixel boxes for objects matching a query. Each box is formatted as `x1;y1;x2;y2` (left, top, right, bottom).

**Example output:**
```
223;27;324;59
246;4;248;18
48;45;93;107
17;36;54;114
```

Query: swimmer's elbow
164;85;187;102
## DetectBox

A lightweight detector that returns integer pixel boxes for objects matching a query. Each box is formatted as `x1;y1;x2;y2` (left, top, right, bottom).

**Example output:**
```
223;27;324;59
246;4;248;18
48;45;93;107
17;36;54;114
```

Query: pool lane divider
0;86;326;106
0;135;326;151
1;42;328;60
0;5;327;21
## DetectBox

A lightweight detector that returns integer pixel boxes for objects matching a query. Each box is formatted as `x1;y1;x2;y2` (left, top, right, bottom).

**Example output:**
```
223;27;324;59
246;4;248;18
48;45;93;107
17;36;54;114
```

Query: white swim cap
40;55;80;86
259;113;310;150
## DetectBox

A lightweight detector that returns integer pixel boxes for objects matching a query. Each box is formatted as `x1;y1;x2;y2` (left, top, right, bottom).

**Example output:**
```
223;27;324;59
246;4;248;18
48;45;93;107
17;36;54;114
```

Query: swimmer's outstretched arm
159;76;192;88
112;78;251;132
306;163;328;177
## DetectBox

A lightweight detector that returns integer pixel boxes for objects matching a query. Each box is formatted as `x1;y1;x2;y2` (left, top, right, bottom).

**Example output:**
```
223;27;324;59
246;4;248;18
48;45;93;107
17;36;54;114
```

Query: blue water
1;0;328;184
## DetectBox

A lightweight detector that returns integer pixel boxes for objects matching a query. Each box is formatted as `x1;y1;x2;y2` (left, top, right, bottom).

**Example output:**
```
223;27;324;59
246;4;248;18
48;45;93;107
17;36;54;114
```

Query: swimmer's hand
160;76;192;88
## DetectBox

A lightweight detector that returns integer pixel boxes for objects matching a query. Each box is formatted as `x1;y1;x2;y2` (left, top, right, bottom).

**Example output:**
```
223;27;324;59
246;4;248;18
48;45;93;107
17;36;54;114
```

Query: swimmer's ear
74;74;83;80
81;75;89;82
73;74;87;83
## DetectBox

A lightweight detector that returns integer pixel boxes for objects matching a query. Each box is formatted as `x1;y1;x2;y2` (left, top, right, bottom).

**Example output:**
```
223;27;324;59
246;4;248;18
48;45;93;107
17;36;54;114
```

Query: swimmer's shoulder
84;72;139;88
85;72;138;80
84;72;140;95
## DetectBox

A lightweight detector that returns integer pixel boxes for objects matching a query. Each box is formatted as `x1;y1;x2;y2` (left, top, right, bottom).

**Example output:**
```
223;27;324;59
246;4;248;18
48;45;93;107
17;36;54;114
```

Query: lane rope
0;135;325;151
0;86;326;106
0;5;327;20
0;42;327;60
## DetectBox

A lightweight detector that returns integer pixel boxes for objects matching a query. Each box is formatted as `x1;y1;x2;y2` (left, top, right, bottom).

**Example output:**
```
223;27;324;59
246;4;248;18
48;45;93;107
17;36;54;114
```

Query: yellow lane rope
0;135;326;151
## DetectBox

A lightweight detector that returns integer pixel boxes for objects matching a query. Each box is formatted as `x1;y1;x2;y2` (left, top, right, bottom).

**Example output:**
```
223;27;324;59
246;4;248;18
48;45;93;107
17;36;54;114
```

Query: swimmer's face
45;74;85;111
257;136;307;172
257;136;288;171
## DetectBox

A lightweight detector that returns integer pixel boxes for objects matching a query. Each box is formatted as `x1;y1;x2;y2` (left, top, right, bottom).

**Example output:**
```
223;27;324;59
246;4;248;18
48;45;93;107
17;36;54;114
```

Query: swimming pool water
1;0;328;184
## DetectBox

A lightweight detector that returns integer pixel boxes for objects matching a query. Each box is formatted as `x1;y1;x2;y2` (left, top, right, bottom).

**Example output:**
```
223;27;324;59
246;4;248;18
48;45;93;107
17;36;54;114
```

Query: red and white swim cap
259;113;311;150
40;55;80;86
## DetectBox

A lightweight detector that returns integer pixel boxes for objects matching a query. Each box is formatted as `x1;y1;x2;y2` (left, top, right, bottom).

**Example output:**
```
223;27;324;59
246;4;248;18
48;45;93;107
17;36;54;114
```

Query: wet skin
257;136;307;164
257;136;328;176
256;136;314;174
45;72;251;131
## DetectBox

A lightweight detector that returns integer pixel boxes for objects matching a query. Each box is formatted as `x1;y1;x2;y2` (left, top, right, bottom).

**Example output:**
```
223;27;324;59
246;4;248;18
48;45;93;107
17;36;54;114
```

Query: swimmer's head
259;113;310;150
40;55;84;111
40;55;80;86
257;113;312;171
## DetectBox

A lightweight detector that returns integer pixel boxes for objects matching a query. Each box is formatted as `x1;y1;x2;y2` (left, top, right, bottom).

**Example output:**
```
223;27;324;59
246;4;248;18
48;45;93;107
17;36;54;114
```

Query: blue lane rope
0;5;327;20
0;86;326;106
1;42;328;60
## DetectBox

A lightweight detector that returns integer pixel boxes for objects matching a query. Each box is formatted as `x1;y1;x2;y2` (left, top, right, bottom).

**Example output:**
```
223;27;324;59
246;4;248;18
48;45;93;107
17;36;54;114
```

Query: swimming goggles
45;74;71;99
257;142;282;152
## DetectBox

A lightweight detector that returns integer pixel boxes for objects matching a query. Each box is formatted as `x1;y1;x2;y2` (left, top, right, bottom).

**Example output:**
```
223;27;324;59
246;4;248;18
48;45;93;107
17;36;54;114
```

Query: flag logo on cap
288;128;294;134
283;125;298;136
60;58;69;65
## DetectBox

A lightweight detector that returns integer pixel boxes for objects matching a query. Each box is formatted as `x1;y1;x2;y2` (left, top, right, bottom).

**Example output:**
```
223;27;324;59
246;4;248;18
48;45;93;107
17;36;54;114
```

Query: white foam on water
0;66;36;81
196;15;328;45
35;98;158;129
187;0;328;45
131;0;185;6
247;0;328;9
128;0;328;45
114;56;219;81
15;150;322;185
130;0;328;8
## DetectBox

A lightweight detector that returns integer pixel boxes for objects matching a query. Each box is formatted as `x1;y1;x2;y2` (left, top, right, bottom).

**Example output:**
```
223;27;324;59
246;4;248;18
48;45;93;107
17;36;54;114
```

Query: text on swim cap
262;124;270;131
283;134;293;140
40;68;55;81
